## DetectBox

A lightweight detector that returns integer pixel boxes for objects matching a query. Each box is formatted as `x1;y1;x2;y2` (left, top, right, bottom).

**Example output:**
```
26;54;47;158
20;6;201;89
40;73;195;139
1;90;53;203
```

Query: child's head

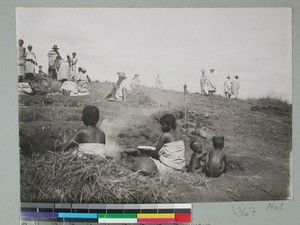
18;39;24;46
212;136;224;149
190;138;203;153
160;113;176;132
82;105;100;126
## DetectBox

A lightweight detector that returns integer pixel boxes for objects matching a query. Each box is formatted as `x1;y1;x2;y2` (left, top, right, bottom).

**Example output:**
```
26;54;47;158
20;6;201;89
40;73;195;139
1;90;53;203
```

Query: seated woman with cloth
59;105;106;157
135;114;185;173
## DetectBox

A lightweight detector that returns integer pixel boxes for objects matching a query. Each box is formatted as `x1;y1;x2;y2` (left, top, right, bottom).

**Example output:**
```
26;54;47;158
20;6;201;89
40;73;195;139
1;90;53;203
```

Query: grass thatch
20;152;173;203
20;150;215;203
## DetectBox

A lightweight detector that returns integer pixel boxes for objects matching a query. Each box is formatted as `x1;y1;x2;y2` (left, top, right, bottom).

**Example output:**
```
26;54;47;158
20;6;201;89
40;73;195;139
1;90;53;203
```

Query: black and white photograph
17;7;292;204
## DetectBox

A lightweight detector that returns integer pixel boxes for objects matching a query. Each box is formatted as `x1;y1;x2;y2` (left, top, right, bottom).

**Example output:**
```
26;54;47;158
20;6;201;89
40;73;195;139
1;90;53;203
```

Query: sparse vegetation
19;81;292;203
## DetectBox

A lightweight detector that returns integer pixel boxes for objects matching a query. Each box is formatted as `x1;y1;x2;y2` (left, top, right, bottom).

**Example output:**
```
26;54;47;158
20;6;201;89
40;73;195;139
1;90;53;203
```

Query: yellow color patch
137;213;175;218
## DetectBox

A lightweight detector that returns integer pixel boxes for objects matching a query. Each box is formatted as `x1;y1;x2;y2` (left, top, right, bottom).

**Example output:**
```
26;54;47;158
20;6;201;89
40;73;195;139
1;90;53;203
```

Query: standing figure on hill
231;75;240;99
67;55;72;68
204;136;227;178
56;56;71;83
155;75;163;89
25;44;38;81
207;68;217;95
17;39;26;82
71;52;78;79
224;75;232;98
147;113;186;172
47;45;60;80
59;105;106;156
200;69;207;95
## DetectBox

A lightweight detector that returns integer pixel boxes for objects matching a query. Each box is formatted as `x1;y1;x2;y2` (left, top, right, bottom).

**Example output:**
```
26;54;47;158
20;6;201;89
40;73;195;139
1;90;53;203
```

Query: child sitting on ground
149;113;185;172
187;138;207;173
59;105;106;156
205;136;227;178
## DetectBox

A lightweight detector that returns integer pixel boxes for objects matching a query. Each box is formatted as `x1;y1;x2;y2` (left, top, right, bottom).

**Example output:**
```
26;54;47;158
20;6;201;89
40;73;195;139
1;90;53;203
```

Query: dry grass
20;151;176;203
20;150;214;203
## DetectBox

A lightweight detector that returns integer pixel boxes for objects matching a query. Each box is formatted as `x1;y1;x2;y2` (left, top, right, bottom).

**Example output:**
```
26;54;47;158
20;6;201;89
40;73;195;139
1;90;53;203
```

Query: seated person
149;113;185;172
103;72;131;101
59;105;106;156
187;138;207;173
204;136;227;178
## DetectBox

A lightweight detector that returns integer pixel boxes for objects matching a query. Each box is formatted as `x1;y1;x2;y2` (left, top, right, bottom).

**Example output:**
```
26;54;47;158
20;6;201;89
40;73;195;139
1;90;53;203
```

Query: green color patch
97;213;137;218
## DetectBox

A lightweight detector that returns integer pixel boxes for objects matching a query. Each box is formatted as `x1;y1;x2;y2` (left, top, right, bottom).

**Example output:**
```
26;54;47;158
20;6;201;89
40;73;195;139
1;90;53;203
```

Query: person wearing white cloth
115;72;132;101
56;56;71;82
231;75;240;99
224;75;232;98
207;68;217;95
59;105;106;157
25;44;37;80
149;113;185;172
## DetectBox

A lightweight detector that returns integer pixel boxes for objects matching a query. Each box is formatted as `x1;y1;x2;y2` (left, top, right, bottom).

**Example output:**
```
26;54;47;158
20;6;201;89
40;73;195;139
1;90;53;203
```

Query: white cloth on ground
60;81;89;96
18;82;33;95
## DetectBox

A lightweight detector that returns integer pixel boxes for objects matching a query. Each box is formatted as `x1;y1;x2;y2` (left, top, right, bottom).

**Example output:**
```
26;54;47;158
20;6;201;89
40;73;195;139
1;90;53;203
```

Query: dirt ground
19;81;292;202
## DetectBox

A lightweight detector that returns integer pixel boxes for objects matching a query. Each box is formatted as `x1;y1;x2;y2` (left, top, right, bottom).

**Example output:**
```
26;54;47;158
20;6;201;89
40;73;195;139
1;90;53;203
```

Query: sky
16;7;292;102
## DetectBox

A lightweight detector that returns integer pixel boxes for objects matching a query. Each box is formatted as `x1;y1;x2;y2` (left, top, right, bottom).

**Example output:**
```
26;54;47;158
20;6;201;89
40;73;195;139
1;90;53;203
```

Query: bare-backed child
205;136;226;178
59;105;106;155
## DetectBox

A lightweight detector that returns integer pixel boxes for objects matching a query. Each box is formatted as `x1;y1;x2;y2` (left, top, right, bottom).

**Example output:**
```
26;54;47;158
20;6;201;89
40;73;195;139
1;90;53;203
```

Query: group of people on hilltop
47;44;90;85
17;39;90;85
200;68;240;99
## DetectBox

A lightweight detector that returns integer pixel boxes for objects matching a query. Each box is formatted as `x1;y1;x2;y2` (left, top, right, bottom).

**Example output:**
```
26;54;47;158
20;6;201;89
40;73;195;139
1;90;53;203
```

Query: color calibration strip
20;203;192;224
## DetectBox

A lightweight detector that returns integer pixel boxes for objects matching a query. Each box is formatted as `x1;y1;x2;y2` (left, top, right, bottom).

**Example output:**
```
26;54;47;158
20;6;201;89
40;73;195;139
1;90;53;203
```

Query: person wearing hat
103;72;131;101
207;68;217;95
47;44;60;80
115;72;131;101
200;69;207;95
25;44;37;81
17;39;26;82
71;52;78;79
231;75;240;99
224;75;232;98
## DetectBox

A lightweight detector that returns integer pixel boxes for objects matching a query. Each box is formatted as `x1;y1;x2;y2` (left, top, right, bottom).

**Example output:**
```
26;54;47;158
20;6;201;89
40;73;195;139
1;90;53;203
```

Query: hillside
19;81;292;203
